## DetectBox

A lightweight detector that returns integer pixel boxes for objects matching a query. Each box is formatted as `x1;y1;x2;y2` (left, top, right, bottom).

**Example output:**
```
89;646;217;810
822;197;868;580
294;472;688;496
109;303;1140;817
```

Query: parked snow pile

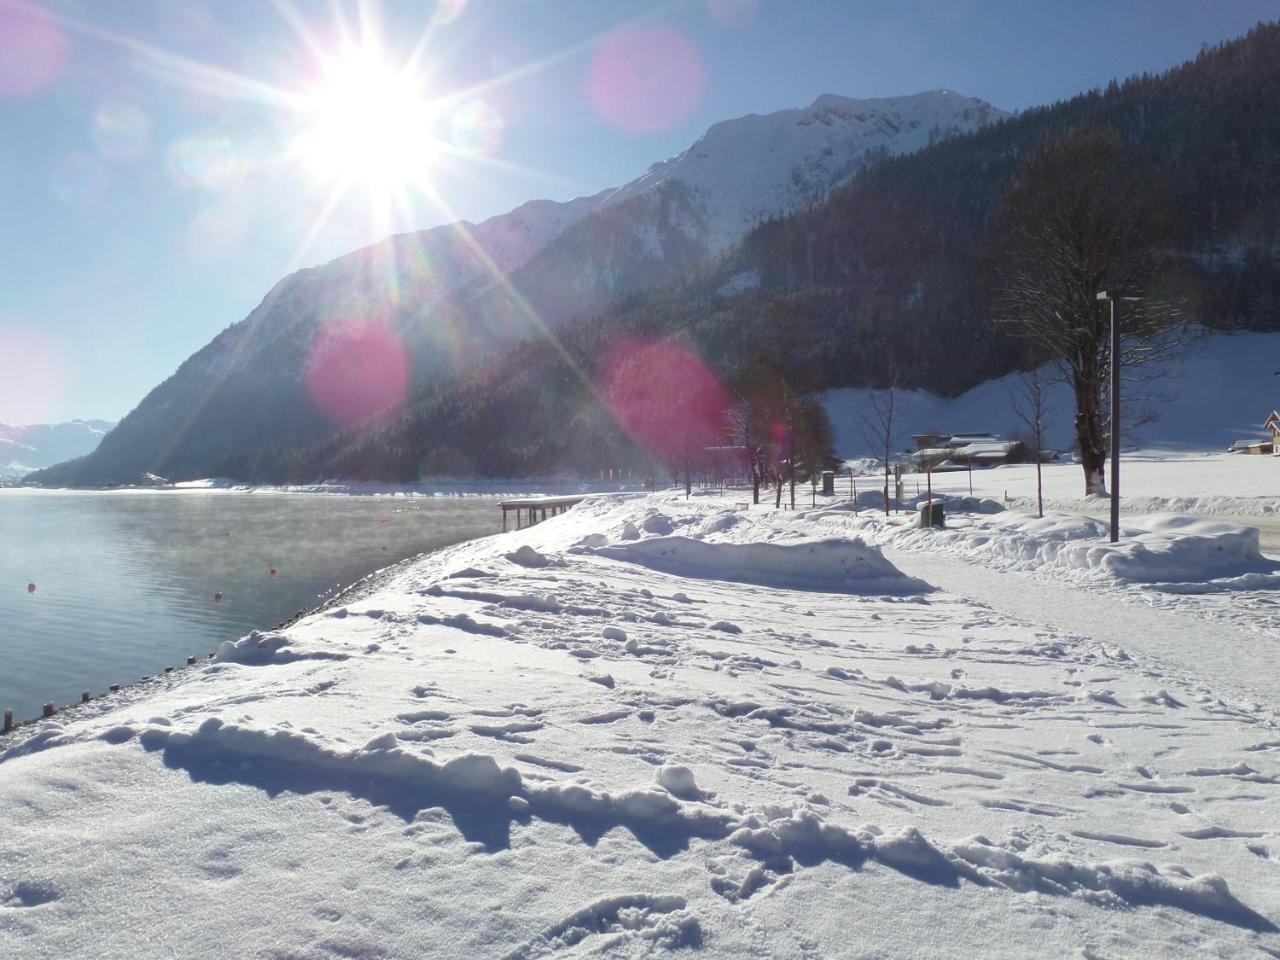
593;535;933;594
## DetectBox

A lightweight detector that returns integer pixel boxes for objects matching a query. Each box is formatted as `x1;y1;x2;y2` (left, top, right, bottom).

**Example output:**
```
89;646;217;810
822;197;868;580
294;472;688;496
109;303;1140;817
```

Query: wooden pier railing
500;495;588;532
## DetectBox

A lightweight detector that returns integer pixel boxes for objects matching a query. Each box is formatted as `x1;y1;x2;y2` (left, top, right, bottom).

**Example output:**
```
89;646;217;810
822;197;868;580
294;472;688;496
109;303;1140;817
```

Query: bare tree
1006;368;1053;518
859;384;898;514
988;125;1192;496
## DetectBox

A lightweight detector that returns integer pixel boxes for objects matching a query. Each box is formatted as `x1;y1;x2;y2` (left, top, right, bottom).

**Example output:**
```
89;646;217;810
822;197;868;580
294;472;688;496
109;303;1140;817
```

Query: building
1264;411;1280;455
909;433;1031;471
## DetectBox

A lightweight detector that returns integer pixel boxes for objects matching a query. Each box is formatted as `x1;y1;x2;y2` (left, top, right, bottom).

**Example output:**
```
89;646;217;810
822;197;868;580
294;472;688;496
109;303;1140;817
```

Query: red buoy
27;582;36;594
269;568;277;577
213;591;223;602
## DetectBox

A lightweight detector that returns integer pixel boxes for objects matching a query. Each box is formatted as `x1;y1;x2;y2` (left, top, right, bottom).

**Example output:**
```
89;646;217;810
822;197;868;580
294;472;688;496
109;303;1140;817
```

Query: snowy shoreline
3;493;1279;957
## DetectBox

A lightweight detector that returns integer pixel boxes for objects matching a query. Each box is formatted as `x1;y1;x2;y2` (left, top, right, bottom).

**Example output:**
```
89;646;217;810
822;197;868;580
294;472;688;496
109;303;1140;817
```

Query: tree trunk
752;470;760;505
1073;362;1107;496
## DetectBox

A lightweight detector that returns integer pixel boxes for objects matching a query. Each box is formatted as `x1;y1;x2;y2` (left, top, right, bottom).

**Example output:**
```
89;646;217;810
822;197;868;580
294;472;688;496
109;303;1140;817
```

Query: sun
296;47;439;190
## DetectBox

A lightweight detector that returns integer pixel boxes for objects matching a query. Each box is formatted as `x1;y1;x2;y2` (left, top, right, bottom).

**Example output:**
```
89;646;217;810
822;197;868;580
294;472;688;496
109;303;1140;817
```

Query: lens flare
432;0;469;26
449;98;503;157
91;99;152;163
305;320;408;427
0;0;67;97
601;339;730;461
587;25;706;134
167;136;241;189
706;0;760;28
0;329;66;424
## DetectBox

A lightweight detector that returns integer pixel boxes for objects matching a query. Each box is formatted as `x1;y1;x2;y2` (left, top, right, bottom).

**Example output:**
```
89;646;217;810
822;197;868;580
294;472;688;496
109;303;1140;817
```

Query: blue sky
0;0;1274;424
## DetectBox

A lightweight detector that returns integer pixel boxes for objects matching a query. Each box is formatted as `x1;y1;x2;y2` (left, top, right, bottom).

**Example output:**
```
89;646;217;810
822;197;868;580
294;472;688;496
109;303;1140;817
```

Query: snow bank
212;630;349;666
593;535;933;594
883;512;1279;586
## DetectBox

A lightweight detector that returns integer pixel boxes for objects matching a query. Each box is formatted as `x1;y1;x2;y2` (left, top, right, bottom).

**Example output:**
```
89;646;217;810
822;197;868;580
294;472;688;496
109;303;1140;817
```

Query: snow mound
893;512;1278;585
213;630;348;666
656;764;703;800
505;545;554;568
641;513;675;535
593;536;932;594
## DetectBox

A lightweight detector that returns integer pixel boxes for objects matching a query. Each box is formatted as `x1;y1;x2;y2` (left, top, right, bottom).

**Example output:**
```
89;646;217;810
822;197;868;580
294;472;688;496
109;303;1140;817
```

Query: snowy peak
600;90;1006;252
0;419;114;479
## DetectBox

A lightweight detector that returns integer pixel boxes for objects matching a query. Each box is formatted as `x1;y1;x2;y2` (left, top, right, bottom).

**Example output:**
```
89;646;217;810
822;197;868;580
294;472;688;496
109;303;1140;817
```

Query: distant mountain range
29;21;1280;485
1;420;113;480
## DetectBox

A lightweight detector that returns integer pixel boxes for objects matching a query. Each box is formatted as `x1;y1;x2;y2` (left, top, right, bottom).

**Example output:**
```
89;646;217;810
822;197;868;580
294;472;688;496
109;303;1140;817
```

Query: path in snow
882;547;1280;709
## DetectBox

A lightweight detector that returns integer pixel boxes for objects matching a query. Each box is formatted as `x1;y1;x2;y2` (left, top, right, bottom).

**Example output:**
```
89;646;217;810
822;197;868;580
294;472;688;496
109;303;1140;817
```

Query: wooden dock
500;495;588;531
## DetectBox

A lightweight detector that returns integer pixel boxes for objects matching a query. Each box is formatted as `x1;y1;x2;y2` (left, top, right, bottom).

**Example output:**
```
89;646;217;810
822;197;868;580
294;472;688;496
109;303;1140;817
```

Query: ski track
1;493;1278;958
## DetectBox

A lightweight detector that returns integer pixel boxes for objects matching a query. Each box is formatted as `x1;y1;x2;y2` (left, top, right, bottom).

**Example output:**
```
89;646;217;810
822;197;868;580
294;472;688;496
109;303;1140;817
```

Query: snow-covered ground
3;492;1279;958
900;451;1278;518
825;329;1280;457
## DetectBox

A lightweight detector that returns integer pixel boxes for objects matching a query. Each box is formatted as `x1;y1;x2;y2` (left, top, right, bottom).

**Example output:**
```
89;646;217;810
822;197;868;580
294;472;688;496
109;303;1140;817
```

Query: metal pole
1109;296;1120;544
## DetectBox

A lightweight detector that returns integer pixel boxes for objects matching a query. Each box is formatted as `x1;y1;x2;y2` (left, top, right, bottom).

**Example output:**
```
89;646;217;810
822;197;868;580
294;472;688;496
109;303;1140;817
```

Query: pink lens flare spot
706;0;759;28
0;1;67;97
0;329;67;424
587;25;706;134
601;339;731;461
305;321;409;428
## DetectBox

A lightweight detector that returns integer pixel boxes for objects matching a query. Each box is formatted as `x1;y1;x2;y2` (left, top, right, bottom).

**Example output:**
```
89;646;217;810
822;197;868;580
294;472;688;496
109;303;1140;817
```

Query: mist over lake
0;490;498;722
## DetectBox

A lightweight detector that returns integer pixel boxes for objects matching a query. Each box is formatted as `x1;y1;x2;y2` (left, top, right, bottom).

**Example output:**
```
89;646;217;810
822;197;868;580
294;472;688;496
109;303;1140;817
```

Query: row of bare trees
729;302;837;508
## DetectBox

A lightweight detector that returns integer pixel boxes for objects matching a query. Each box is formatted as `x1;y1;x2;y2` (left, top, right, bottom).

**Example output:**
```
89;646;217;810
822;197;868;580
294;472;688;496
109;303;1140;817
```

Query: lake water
0;490;500;723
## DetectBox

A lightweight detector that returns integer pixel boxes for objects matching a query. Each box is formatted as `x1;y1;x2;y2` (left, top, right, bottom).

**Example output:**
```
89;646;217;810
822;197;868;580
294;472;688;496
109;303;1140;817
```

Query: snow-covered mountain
33;91;1004;484
602;90;1002;253
0;419;113;480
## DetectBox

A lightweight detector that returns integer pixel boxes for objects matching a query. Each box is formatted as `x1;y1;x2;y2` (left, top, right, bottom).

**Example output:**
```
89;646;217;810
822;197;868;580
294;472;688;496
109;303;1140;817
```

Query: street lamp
1095;291;1142;544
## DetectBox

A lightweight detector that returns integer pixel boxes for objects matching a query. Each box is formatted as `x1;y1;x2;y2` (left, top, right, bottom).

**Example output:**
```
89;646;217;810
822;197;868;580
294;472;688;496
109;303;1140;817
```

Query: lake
0;490;500;723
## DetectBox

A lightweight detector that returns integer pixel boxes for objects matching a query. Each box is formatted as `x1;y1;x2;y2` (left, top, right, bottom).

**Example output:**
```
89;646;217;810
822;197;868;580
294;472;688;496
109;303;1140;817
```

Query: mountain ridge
31;90;1005;484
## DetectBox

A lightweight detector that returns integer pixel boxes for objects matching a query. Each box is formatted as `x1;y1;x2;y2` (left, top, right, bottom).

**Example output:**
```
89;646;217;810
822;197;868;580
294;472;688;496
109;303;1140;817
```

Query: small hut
1264;411;1280;455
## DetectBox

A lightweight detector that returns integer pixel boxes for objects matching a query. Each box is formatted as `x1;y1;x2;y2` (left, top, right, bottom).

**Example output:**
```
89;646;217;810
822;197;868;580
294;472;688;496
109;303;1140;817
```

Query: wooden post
109;684;120;692
3;709;12;733
502;506;507;533
164;665;174;674
82;691;91;703
42;703;55;718
187;656;197;666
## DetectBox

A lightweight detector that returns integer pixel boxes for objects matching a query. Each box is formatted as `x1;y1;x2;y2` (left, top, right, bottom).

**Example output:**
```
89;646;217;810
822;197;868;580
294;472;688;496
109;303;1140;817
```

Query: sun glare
297;48;438;189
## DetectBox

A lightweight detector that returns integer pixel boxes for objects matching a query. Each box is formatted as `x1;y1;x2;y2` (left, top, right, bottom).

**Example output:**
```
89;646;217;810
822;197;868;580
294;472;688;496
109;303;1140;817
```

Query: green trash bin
918;500;945;529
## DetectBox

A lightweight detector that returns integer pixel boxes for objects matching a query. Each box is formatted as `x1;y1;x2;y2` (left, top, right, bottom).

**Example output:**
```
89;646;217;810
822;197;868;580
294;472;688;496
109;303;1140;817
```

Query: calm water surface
0;490;500;722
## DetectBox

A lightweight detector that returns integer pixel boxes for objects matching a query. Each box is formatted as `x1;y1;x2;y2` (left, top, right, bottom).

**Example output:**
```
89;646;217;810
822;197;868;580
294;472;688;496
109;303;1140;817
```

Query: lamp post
1095;291;1142;544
